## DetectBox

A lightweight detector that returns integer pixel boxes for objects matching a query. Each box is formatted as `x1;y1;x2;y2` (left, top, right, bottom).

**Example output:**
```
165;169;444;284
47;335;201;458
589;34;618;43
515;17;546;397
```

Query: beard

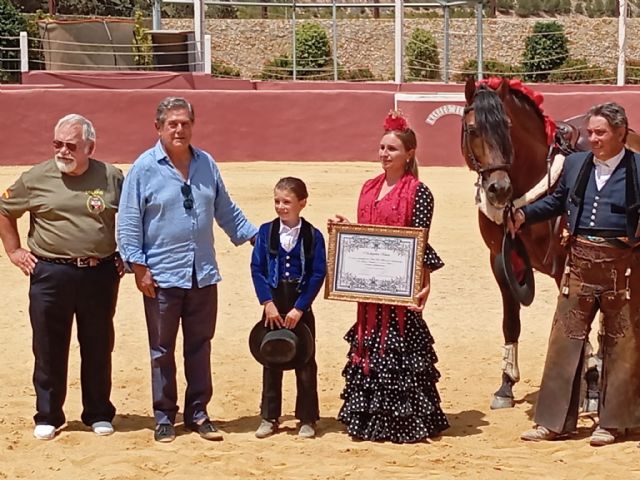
55;157;77;173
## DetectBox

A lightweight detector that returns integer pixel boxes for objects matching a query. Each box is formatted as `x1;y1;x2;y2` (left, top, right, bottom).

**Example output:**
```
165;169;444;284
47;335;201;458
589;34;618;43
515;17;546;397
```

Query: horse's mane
473;84;513;162
473;82;547;161
507;87;546;128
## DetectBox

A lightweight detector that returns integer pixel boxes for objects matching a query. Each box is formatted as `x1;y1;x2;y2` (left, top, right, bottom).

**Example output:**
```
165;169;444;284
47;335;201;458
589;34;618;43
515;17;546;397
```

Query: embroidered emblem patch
86;189;106;214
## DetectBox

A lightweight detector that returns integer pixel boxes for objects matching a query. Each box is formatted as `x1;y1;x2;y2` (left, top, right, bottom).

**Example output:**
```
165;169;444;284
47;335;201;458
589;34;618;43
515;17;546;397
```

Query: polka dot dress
338;183;449;443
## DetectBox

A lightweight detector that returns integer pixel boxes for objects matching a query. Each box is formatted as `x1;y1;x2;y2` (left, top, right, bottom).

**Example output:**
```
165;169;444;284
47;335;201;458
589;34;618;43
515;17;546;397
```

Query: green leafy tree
295;22;331;76
262;22;332;80
574;1;585;13
405;28;440;81
0;0;28;83
521;21;569;82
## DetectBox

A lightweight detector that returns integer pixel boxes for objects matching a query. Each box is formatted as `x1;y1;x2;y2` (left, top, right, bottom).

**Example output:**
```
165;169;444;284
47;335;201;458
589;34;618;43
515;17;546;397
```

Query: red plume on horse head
383;110;409;132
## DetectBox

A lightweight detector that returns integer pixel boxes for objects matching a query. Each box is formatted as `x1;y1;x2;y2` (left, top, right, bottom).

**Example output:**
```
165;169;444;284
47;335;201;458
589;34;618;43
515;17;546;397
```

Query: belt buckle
76;257;98;268
585;235;606;244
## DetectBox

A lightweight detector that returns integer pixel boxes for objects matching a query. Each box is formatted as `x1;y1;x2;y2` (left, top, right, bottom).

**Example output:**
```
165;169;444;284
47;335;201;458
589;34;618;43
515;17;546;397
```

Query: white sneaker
91;421;114;436
298;423;316;439
254;419;278;439
33;424;57;440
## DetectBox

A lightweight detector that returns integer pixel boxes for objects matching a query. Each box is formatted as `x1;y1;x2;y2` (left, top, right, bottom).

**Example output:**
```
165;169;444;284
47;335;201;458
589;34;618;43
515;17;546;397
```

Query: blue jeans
143;283;218;426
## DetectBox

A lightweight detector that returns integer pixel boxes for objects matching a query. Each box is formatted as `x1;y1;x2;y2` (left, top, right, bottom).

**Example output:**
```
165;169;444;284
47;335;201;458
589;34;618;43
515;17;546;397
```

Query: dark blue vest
577;164;627;233
278;240;303;282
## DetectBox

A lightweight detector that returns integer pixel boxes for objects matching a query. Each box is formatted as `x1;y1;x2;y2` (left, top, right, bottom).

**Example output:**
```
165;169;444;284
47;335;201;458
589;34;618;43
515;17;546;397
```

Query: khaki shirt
0;159;123;258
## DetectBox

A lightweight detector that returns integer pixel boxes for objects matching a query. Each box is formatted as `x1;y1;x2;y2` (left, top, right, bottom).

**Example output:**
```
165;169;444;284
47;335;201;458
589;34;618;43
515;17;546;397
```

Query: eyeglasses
181;182;194;211
53;140;78;152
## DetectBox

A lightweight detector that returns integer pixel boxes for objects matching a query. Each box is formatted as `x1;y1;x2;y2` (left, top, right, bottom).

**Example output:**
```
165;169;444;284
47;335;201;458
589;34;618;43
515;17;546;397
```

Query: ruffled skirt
338;308;449;443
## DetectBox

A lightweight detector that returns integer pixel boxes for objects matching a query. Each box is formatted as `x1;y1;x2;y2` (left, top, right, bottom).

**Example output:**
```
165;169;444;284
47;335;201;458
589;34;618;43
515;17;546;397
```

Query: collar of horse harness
462;105;512;176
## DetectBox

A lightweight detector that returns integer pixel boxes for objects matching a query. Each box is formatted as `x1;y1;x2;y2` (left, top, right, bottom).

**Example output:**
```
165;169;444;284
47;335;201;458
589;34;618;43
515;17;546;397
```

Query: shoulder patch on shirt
86;189;106;214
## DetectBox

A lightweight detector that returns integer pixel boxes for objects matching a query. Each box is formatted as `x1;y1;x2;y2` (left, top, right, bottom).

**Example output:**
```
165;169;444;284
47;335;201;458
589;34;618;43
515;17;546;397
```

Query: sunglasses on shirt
52;140;79;152
181;182;194;211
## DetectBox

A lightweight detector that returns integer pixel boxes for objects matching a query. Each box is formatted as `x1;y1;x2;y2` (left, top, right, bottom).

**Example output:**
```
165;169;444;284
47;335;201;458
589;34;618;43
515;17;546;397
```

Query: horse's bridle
462;104;513;176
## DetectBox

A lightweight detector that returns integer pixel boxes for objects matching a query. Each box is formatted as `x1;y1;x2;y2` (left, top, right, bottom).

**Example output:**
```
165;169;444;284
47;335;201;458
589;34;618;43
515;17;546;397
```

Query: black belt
35;252;119;268
575;228;626;238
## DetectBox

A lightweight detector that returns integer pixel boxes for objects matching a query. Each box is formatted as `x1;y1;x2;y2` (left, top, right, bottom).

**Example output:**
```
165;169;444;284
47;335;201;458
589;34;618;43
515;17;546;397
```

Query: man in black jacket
509;102;640;446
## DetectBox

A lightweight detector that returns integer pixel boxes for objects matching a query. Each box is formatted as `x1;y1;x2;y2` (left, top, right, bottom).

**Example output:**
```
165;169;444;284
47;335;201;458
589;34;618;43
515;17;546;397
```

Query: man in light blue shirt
118;97;257;443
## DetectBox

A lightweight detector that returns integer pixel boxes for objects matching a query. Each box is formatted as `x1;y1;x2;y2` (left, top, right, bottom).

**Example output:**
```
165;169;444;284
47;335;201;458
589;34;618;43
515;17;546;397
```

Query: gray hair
156;97;195;125
54;114;96;142
587;102;628;140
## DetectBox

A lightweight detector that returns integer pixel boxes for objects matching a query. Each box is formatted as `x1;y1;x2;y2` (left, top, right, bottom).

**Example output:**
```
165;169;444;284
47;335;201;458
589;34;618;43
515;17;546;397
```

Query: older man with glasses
117;97;257;443
0;114;124;440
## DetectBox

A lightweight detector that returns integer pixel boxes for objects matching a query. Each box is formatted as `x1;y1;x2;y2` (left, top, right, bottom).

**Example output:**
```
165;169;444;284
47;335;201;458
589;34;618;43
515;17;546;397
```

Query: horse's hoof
490;395;515;409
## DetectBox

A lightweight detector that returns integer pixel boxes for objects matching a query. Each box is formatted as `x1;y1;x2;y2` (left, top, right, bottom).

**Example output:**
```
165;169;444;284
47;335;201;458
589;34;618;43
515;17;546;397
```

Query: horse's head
462;77;514;209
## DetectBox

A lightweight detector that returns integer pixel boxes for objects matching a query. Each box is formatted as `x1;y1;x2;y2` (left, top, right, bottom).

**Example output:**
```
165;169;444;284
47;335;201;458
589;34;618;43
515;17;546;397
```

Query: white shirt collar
279;219;301;234
593;148;625;170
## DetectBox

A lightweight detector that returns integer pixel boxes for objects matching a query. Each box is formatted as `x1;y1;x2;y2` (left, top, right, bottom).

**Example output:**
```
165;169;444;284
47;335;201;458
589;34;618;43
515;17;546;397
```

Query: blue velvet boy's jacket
250;217;327;312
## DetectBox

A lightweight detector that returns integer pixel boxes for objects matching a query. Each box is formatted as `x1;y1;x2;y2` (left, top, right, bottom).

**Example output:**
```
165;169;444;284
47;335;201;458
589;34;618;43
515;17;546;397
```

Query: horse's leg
490;253;521;409
581;315;604;414
582;340;601;415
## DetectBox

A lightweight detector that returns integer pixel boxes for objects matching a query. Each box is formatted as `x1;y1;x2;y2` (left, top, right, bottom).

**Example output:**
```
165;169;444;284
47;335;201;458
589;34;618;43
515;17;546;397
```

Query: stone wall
163;17;640;80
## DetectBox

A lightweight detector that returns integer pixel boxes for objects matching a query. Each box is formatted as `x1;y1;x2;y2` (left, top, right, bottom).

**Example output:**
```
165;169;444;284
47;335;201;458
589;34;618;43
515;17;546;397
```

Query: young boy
250;177;326;439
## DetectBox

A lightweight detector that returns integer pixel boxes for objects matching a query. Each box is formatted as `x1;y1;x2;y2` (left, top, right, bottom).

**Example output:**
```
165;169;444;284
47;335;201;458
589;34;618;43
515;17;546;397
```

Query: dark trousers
29;260;119;427
143;283;218;426
260;282;319;423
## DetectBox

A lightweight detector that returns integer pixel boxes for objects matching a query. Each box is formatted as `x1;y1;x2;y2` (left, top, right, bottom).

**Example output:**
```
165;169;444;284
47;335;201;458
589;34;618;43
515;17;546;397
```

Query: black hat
495;232;535;306
249;320;314;371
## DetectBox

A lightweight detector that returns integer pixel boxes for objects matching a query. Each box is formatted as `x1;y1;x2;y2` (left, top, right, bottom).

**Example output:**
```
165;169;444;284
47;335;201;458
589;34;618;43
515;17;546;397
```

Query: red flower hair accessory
383;110;409;132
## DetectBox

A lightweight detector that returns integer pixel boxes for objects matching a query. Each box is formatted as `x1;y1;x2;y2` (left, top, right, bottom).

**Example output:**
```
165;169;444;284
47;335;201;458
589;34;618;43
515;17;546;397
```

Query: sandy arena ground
1;162;639;479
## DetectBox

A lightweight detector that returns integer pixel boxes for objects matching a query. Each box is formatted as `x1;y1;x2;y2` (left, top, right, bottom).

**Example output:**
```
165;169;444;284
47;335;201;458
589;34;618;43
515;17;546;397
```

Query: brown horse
461;77;640;410
461;77;567;409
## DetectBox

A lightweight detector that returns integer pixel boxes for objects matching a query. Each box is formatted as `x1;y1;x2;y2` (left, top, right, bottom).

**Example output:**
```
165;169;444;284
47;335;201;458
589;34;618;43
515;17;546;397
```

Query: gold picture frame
325;223;427;306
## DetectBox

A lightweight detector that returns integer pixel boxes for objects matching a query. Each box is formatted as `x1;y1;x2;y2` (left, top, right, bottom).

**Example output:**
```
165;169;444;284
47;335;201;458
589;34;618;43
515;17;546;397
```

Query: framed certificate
325;223;427;306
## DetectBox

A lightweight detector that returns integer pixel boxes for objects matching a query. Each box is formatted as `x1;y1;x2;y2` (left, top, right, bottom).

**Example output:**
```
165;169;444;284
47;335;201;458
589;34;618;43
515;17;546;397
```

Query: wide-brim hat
249;320;314;371
495;232;535;306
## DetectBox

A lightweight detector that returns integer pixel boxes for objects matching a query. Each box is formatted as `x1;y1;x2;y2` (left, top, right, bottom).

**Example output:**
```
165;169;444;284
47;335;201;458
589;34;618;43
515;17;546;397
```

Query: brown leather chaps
534;237;640;433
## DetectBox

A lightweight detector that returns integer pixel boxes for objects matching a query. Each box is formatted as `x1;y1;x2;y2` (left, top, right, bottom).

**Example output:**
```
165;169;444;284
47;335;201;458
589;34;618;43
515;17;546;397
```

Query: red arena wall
3;72;640;167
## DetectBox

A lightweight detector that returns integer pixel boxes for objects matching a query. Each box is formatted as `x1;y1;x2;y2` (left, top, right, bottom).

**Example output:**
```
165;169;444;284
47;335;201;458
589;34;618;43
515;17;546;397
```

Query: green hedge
453;58;521;82
547;58;612;84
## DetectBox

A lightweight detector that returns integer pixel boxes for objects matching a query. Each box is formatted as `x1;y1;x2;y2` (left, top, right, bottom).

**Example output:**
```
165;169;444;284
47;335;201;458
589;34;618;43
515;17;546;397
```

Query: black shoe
154;423;176;443
187;419;224;441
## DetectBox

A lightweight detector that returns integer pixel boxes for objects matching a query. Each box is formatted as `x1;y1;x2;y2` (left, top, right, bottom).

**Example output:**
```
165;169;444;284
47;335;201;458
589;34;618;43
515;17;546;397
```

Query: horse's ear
497;78;511;100
464;77;476;105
